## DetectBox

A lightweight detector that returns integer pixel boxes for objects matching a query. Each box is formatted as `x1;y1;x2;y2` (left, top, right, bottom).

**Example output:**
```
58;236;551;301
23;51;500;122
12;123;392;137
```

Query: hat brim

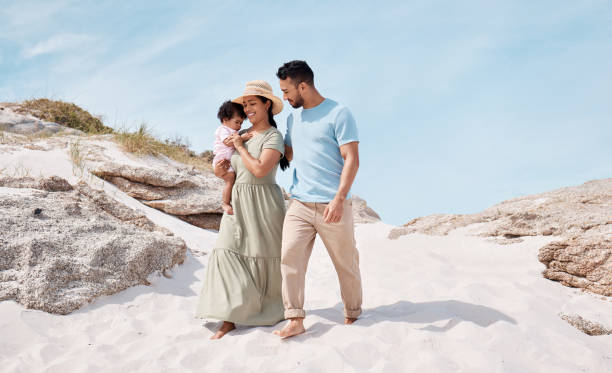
232;94;283;115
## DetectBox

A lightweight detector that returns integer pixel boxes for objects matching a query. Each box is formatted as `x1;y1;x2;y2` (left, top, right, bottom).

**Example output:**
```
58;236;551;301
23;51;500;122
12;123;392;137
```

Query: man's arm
322;141;359;223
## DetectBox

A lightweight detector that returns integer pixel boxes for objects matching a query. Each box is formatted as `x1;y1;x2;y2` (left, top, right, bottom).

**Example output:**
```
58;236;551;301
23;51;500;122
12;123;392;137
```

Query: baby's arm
218;127;236;147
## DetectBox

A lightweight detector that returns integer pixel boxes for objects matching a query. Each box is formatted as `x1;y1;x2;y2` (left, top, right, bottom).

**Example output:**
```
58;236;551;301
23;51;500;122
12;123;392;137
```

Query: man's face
279;77;304;108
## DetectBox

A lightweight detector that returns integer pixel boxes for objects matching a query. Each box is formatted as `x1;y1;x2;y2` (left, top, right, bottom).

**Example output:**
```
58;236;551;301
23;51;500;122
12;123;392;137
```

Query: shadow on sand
206;299;517;340
304;300;517;336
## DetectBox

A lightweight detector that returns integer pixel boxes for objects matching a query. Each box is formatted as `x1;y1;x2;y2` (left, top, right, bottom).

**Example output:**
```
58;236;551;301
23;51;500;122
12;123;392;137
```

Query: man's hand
214;159;230;178
323;197;344;223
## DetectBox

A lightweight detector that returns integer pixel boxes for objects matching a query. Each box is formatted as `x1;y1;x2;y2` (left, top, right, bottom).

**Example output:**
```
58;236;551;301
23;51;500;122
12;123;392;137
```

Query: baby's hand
222;137;234;147
241;131;254;141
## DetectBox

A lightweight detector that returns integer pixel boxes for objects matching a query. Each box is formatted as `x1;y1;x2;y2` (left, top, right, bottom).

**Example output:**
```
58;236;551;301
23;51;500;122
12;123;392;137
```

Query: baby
213;100;252;215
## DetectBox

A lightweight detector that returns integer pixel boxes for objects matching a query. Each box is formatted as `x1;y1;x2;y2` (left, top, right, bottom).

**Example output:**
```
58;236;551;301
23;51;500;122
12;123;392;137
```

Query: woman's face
242;95;270;125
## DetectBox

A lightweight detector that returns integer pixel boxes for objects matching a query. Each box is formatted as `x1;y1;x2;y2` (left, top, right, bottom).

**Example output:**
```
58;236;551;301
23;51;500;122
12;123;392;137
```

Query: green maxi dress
195;127;286;325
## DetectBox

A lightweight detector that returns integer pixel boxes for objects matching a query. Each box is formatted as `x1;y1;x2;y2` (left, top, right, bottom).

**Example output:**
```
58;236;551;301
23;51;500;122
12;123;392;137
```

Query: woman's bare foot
210;321;235;340
345;317;357;324
273;318;305;339
222;202;233;215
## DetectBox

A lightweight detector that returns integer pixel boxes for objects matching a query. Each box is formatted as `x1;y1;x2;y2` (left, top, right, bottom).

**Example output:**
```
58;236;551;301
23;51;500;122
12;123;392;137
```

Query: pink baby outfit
213;125;238;172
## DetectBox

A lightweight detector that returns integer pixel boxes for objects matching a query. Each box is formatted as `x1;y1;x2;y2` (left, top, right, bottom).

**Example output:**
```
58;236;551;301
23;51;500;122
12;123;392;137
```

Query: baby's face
222;114;244;131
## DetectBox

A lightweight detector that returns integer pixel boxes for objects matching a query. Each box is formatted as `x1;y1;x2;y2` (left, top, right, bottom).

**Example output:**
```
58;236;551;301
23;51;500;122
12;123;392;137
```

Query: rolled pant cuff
284;309;306;319
344;308;362;319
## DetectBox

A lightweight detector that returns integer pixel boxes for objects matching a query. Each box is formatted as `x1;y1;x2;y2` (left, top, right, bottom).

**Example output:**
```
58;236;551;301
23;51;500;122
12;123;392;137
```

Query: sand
1;136;612;372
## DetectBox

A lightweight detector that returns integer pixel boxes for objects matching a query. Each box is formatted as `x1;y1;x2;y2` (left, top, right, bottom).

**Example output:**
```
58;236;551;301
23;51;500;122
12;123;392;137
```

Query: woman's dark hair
217;100;246;122
256;95;289;171
276;60;314;86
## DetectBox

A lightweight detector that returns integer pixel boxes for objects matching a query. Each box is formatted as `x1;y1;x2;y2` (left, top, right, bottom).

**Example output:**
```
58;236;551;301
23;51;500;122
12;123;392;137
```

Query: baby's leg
221;171;236;215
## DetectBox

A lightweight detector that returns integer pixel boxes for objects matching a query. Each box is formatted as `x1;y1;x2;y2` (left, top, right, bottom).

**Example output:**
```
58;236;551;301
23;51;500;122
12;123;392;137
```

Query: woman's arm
230;133;281;178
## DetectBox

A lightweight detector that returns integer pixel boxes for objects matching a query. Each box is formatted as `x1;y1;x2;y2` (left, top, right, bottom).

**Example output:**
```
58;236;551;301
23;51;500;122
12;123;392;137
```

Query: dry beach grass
4;98;213;172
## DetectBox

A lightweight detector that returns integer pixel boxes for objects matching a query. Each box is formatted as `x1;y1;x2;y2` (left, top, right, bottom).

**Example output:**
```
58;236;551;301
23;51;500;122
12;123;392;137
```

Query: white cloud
22;33;95;59
0;0;72;35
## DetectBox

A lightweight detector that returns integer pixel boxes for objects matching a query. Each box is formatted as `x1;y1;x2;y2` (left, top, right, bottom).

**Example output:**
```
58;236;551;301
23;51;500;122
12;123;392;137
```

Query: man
274;60;363;339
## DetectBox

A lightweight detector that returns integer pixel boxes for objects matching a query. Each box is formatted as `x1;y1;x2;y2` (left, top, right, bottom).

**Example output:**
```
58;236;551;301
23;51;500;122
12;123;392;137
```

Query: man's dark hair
217;100;246;122
276;60;314;86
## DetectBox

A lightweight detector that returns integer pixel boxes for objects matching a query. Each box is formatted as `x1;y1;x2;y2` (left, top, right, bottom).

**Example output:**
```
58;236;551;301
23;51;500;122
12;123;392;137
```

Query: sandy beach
2;217;611;372
1;114;611;372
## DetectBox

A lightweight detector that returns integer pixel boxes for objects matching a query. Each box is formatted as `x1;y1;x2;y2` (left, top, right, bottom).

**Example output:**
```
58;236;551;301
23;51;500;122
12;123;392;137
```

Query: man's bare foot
210;321;235;340
222;202;233;215
273;318;305;339
345;317;357;324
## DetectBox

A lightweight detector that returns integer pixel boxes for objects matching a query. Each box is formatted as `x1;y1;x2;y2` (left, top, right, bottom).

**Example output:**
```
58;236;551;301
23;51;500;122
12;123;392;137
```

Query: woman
195;80;289;339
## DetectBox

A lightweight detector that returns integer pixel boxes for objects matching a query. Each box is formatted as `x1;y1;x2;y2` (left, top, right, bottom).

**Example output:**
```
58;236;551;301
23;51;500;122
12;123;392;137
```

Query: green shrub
18;98;114;134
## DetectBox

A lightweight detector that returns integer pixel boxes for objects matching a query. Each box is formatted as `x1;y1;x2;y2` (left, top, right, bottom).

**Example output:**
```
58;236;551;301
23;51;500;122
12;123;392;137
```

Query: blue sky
1;1;611;225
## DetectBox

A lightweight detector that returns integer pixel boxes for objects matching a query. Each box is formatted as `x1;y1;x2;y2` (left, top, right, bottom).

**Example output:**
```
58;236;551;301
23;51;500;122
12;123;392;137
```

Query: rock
91;162;223;230
560;314;612;336
0;104;82;136
390;179;611;240
389;179;612;297
538;233;612;296
92;163;199;189
351;195;381;224
176;214;223;230
0;175;73;192
104;176;172;200
389;214;478;238
0;176;187;314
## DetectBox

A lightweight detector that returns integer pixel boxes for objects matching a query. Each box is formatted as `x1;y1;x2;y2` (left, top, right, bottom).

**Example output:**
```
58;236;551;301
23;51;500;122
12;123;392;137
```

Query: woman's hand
229;133;244;149
214;159;230;177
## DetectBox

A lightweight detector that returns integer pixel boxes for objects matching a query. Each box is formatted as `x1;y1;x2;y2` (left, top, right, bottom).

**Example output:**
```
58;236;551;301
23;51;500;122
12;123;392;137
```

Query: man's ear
298;82;306;92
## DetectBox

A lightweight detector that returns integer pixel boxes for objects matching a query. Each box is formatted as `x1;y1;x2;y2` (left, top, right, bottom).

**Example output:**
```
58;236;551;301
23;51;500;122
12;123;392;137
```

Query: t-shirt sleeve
334;107;359;146
284;114;293;147
216;126;233;141
263;131;285;156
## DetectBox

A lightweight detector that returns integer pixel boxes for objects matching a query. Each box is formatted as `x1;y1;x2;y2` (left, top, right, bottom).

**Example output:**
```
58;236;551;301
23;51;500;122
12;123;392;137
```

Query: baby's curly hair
217;100;246;122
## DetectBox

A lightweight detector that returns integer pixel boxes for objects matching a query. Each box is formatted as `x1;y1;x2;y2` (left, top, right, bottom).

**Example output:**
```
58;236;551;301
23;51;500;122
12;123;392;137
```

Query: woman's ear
265;100;271;111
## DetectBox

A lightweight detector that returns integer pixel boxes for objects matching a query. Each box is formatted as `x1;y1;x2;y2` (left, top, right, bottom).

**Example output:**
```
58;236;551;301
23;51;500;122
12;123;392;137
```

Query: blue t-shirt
284;98;359;202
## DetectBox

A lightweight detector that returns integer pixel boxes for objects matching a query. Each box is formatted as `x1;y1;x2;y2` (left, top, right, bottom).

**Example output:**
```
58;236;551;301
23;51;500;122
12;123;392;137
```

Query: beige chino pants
281;199;363;319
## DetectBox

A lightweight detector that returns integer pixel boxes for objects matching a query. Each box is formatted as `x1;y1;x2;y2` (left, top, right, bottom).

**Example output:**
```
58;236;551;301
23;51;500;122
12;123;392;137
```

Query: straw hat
233;80;283;115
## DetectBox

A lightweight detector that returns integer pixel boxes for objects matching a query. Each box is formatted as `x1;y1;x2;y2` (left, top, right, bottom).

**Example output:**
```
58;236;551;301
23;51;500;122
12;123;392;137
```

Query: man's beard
290;93;304;108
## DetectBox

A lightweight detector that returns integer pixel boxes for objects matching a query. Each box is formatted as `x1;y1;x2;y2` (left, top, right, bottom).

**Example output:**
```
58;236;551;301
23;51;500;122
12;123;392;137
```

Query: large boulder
0;176;187;314
389;179;612;297
538;233;612;296
0;104;82;136
91;162;223;230
351;195;381;224
389;179;611;240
